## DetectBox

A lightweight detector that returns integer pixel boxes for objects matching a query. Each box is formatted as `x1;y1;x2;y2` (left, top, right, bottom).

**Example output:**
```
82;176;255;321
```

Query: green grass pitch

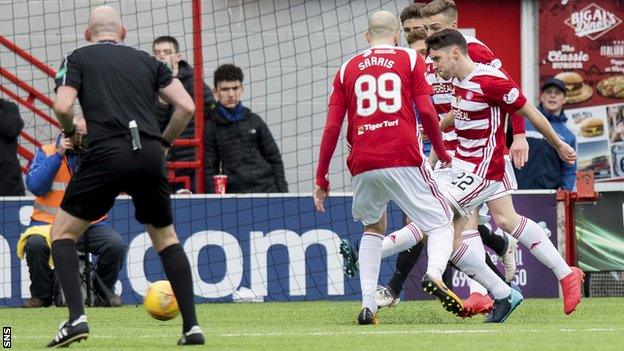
3;298;624;350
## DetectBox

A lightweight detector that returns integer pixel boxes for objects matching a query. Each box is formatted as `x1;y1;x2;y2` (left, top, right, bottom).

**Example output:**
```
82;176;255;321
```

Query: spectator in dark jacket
204;64;288;193
0;98;26;196
515;78;576;190
152;36;215;192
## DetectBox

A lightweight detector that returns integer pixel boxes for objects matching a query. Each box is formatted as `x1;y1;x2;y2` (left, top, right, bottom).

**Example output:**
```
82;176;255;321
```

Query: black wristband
160;138;172;148
62;126;76;138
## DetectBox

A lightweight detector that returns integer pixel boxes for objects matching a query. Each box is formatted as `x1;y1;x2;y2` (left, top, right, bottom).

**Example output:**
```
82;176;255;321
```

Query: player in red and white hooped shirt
420;0;529;163
421;0;527;316
313;11;465;325
426;29;584;321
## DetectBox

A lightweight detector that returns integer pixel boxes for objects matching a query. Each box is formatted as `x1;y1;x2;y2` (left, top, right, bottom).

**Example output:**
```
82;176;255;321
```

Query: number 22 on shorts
451;172;476;191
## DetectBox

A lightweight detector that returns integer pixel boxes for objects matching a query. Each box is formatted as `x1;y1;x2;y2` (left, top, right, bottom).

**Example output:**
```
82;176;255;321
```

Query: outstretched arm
517;102;576;164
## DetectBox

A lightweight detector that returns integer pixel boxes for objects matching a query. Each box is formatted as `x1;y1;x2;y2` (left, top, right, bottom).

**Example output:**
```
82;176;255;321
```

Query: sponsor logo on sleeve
503;87;520;104
55;65;67;79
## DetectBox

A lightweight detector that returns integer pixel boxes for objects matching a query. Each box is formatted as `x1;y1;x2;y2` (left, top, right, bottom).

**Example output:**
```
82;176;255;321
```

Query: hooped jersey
425;35;503;151
450;63;527;180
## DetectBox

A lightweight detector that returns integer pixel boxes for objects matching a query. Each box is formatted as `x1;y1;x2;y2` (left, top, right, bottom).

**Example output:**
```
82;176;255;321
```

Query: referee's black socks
51;239;85;322
159;243;199;333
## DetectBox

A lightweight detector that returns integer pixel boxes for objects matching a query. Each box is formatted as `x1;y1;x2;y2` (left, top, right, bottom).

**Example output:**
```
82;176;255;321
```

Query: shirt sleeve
412;54;433;97
468;42;502;69
25;147;63;196
483;77;527;116
54;52;82;92
316;71;347;190
154;59;173;90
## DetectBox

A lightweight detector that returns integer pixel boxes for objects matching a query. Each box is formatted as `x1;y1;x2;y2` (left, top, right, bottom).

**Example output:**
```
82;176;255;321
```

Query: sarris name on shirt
358;56;395;70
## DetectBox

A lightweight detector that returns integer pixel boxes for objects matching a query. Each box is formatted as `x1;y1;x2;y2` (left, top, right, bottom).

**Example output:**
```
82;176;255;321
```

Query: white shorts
432;166;454;191
351;166;452;233
445;156;517;218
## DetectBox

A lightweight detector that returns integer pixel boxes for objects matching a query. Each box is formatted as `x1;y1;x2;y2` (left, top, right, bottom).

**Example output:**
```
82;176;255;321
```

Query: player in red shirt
374;0;519;316
314;11;462;325
426;29;583;321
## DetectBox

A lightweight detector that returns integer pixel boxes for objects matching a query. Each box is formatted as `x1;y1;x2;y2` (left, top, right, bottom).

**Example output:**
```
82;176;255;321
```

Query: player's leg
132;139;203;344
46;154;122;348
351;169;390;325
47;209;92;347
446;172;523;322
146;224;203;343
487;194;583;314
377;241;424;308
339;219;424;278
478;223;518;282
385;166;461;315
459;218;495;318
358;216;386;324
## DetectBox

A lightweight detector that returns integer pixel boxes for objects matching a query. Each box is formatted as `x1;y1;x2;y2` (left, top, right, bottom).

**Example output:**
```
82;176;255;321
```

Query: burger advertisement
539;0;624;180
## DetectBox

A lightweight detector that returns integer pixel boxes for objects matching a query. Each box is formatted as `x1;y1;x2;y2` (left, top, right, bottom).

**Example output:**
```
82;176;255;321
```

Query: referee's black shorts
61;137;173;227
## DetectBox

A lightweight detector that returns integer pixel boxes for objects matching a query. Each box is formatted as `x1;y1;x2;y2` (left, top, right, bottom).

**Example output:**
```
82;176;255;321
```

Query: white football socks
359;233;383;313
451;241;510;300
461;230;489;295
381;222;423;259
512;216;572;280
424;225;454;280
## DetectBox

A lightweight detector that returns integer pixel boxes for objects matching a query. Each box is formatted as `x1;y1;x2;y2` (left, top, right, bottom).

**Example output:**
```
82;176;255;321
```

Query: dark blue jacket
26;136;108;226
514;105;576;191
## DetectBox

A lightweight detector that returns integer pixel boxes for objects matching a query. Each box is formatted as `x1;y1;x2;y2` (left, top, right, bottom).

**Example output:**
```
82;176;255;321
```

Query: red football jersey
328;45;432;176
426;35;503;151
451;64;527;180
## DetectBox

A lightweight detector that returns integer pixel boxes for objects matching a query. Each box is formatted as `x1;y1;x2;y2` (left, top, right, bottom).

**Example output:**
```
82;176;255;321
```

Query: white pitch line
219;328;620;337
14;328;620;340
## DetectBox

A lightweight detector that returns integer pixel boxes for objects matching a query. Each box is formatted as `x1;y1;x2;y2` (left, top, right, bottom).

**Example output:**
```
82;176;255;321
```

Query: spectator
17;117;127;307
152;36;215;192
515;78;576;190
0;98;26;196
204;64;288;193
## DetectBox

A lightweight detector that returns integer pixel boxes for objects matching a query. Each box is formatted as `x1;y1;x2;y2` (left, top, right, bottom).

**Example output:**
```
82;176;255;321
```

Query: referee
48;6;203;347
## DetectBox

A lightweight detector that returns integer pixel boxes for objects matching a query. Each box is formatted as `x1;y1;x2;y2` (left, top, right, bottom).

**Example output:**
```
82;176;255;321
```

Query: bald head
86;5;124;41
367;11;399;40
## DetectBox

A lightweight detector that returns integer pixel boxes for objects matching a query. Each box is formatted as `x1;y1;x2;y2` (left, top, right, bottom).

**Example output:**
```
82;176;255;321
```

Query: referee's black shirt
54;40;172;145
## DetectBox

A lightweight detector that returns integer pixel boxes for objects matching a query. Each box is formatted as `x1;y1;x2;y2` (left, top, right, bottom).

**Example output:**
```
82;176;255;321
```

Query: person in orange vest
18;117;127;308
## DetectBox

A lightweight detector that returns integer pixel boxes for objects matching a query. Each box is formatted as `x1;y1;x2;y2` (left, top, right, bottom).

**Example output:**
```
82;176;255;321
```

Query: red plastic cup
213;175;228;194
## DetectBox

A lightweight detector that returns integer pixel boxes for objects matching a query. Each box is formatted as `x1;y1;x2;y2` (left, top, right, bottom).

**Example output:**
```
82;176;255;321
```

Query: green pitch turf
3;298;624;350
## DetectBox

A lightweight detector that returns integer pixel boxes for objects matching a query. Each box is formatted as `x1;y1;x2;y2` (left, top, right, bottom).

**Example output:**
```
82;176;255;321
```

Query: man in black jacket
152;36;215;192
0;98;26;196
205;64;288;193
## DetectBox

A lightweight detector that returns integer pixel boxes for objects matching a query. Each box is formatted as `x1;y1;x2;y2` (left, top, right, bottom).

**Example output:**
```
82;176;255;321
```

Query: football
143;280;179;321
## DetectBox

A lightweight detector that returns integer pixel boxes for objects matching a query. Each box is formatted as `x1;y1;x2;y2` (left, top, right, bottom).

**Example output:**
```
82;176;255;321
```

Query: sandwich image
597;75;624;98
555;71;593;104
579;117;604;138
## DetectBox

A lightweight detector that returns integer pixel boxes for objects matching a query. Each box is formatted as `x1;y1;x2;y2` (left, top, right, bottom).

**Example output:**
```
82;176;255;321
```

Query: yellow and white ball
144;280;179;321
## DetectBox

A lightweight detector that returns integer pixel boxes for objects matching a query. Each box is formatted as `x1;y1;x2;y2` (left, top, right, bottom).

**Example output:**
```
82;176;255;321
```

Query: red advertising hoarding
539;1;624;180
